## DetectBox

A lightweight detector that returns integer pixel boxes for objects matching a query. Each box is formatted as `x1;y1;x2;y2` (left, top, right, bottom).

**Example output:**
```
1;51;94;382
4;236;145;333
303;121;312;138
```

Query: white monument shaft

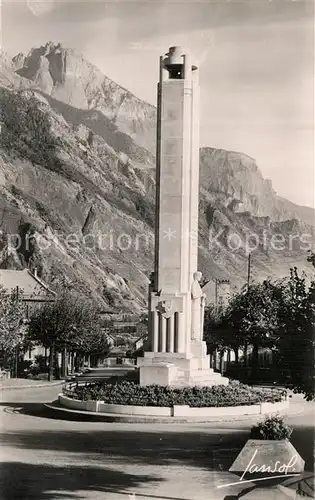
138;47;228;387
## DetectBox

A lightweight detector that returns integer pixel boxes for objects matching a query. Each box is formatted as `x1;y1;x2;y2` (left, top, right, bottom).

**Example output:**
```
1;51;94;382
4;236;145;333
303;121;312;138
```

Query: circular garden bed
63;379;287;408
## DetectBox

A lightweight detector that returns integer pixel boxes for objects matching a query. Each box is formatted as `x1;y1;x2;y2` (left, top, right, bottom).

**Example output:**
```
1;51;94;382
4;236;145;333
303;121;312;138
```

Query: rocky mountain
0;43;313;310
14;42;156;154
199;148;314;226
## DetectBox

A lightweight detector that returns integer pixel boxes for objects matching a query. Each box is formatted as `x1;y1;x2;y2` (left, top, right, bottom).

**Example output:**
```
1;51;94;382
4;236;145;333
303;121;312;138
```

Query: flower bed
63;380;286;408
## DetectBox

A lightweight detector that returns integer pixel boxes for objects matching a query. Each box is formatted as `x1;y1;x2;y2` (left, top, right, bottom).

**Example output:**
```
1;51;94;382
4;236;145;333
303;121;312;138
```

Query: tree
277;268;315;400
205;303;243;360
204;264;315;399
204;305;232;369
68;305;112;369
27;292;111;380
223;280;284;379
28;292;110;380
0;286;27;371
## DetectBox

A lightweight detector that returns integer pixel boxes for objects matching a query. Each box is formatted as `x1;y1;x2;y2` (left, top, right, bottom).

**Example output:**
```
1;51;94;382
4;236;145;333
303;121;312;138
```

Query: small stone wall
59;394;289;418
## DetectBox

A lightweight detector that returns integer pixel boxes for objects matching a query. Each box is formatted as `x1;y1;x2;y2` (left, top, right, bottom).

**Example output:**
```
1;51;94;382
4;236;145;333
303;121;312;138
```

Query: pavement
0;378;64;390
0;385;314;500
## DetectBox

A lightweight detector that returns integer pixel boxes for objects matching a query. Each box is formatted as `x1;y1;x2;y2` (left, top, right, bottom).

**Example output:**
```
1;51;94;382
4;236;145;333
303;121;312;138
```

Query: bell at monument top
163;46;198;79
165;46;184;66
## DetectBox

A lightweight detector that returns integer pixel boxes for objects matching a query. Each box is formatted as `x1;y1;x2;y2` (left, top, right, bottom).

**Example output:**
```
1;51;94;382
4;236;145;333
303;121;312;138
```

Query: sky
1;0;314;208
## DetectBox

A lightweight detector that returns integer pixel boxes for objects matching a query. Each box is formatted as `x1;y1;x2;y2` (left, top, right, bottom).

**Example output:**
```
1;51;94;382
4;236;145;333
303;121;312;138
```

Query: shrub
250;414;292;440
63;380;286;407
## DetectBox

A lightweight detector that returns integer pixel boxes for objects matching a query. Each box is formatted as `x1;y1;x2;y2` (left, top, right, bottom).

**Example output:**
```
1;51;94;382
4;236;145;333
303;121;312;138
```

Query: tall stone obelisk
138;47;228;387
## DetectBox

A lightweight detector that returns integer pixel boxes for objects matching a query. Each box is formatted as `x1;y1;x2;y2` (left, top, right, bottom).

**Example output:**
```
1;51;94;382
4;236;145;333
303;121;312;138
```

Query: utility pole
247;253;251;290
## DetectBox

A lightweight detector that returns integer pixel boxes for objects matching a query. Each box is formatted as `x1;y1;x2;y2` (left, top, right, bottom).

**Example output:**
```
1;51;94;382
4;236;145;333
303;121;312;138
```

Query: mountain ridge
10;42;314;222
14;42;157;154
0;43;313;310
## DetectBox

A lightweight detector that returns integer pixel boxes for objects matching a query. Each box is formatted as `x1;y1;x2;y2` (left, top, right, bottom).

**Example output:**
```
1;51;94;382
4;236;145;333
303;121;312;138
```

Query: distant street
0;385;314;500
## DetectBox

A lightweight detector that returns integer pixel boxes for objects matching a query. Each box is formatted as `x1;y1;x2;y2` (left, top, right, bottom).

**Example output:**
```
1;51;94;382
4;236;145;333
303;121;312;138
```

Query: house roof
0;269;56;300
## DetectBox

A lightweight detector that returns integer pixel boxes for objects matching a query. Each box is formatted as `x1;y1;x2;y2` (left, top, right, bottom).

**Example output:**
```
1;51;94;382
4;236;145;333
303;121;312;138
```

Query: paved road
0;386;314;500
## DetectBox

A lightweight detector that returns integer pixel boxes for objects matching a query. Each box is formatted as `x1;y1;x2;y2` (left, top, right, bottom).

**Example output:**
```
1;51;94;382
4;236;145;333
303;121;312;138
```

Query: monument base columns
175;311;186;353
167;314;174;353
160;316;167;352
138;285;229;386
149;292;186;353
183;293;192;354
152;311;159;352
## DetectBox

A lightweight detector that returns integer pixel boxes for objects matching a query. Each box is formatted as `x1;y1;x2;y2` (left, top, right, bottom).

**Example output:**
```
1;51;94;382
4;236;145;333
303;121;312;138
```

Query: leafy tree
69;308;111;369
204;305;235;368
204;260;315;399
277;268;315;400
207;266;315;399
205;304;241;355
205;280;284;379
0;286;27;371
225;280;284;378
27;292;111;380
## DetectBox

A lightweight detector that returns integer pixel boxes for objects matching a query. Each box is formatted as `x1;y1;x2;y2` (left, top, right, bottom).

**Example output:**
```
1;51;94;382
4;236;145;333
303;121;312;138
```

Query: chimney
33;267;37;278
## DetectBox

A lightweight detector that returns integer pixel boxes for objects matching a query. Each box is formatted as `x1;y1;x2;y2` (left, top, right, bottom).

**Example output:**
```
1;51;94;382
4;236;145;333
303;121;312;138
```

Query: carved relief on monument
156;299;174;319
151;293;183;317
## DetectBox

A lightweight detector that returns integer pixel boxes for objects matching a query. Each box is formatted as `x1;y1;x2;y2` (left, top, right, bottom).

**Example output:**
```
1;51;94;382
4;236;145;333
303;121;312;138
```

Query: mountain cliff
15;42;156;154
199;148;314;225
0;43;313;309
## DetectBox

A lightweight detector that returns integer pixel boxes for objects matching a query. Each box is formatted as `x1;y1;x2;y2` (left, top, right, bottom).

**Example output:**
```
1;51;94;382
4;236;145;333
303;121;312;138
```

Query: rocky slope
0;44;313;310
199;148;314;226
14;42;156;154
13;43;313;224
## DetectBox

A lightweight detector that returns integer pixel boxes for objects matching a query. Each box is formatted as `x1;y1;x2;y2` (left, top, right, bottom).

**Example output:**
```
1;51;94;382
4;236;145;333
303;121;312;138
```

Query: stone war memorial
137;46;229;387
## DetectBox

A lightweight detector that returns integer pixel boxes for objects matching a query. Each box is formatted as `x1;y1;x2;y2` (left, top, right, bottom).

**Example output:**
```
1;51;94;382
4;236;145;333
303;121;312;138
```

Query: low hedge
63;380;286;408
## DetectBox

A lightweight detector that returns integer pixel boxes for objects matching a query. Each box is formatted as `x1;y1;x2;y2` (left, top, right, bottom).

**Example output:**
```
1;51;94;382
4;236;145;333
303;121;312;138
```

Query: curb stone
44;397;311;424
43;400;293;424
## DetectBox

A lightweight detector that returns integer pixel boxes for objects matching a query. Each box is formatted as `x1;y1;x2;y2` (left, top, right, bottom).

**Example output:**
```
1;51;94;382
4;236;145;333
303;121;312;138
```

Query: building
99;311;146;348
0;268;56;361
0;268;56;317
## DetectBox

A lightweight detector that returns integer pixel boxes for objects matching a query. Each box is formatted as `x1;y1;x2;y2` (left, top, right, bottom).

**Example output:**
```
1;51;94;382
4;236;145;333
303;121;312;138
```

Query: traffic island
44;380;289;423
